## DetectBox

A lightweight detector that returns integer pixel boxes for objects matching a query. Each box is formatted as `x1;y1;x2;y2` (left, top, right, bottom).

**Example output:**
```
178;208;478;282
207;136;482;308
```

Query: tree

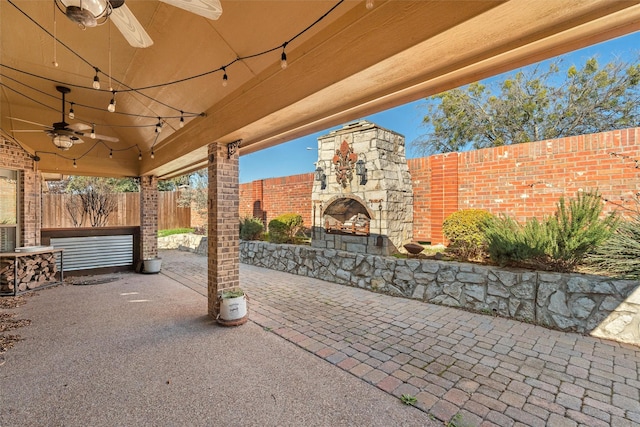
177;169;208;218
51;176;135;227
414;56;640;154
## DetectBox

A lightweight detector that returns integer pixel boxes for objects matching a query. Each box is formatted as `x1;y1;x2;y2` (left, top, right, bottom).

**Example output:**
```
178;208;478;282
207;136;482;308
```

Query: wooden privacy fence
42;191;191;230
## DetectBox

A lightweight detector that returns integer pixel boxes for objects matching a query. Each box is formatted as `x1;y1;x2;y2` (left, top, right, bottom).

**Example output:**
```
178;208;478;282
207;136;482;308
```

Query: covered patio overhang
2;0;640;316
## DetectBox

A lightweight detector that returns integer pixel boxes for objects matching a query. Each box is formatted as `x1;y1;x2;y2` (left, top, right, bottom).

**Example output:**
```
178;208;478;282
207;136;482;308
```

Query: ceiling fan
9;86;119;150
54;0;223;48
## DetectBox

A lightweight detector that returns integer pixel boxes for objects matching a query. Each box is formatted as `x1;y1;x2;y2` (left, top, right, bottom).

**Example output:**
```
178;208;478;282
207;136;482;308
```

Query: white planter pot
143;258;162;273
219;295;247;321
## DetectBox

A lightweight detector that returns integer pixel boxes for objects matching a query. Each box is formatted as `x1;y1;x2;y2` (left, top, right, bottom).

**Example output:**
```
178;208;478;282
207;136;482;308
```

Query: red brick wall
240;173;314;228
0;137;41;247
239;128;640;244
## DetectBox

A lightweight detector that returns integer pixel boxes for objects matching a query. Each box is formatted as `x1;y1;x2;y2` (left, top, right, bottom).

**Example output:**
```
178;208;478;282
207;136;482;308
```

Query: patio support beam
139;175;158;261
207;142;240;318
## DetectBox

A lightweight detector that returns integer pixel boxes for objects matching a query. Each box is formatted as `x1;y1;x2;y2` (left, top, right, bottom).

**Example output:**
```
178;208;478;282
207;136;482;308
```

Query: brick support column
139;175;158;260
207;142;240;318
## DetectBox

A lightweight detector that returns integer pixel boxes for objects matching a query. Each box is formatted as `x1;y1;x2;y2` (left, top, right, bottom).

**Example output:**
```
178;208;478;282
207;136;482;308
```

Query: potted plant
217;287;248;325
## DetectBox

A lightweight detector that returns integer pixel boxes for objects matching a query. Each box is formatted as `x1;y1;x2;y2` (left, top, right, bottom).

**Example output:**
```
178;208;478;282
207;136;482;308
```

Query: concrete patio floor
159;250;640;427
0;264;435;427
2;249;639;426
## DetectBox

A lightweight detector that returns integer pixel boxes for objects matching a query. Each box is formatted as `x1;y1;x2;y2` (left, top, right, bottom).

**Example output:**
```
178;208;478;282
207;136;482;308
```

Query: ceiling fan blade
10;130;46;133
74;131;119;143
67;122;91;131
160;0;222;20
110;4;154;48
7;117;52;129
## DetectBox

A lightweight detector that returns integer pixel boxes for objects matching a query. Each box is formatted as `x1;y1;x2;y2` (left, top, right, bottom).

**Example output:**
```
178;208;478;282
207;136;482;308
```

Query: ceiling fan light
53;134;74;150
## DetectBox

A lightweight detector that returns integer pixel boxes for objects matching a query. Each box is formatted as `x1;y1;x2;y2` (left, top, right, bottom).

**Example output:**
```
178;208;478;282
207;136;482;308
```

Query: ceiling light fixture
55;0;112;29
107;90;116;112
52;134;74;150
68;102;75;119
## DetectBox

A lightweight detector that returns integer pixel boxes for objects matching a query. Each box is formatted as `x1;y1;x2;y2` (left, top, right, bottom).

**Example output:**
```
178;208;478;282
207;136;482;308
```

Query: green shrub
239;217;264;240
587;210;640;279
268;213;304;244
485;191;618;271
442;209;494;259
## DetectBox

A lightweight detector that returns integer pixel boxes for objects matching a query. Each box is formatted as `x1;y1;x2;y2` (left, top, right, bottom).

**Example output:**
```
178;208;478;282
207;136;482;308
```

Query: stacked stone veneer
311;121;413;255
240;241;640;346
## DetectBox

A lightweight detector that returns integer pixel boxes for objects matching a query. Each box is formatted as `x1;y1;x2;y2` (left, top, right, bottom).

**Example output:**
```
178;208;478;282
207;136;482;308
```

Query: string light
73;158;77;168
150;150;155;159
366;0;374;9
107;90;116;113
280;42;288;70
138;151;142;161
90;123;96;139
222;67;228;87
155;117;162;133
179;111;184;128
92;67;100;90
68;102;75;119
109;149;113;158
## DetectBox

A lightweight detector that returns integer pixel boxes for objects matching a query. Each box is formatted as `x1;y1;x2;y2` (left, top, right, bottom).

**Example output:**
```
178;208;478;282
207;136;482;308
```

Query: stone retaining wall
240;240;640;346
158;233;207;255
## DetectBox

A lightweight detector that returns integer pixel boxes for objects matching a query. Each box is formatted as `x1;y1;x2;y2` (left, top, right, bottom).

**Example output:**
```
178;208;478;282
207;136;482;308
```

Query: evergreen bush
239;217;264;240
268;213;304;244
485;191;617;271
587;209;640;279
442;209;494;259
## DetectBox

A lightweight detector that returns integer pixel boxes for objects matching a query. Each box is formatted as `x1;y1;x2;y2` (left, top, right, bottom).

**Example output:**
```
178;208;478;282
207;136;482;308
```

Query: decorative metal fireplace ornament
332;140;358;187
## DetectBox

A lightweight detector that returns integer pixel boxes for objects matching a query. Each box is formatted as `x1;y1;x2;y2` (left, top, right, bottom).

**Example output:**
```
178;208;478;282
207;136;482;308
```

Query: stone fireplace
311;121;413;255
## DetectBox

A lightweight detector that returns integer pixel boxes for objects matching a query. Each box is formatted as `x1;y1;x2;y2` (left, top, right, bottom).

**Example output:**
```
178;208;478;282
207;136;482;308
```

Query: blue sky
239;32;640;184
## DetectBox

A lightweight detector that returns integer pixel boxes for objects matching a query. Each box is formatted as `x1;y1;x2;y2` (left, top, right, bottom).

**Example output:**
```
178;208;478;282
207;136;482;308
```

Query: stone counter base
240;241;640;347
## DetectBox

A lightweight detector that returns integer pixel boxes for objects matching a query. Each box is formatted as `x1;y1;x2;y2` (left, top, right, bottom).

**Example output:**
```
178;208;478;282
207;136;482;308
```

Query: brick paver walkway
160;250;640;427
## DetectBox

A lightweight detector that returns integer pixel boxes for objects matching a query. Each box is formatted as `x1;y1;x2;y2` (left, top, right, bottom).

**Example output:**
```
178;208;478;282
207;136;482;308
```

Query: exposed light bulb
151;150;155;159
366;0;374;9
155;118;162;133
73;159;77;168
68;103;75;119
222;67;228;87
93;74;100;90
179;112;185;128
138;152;142;161
53;61;59;68
109;149;113;159
107;91;116;113
281;51;288;70
90;124;96;139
